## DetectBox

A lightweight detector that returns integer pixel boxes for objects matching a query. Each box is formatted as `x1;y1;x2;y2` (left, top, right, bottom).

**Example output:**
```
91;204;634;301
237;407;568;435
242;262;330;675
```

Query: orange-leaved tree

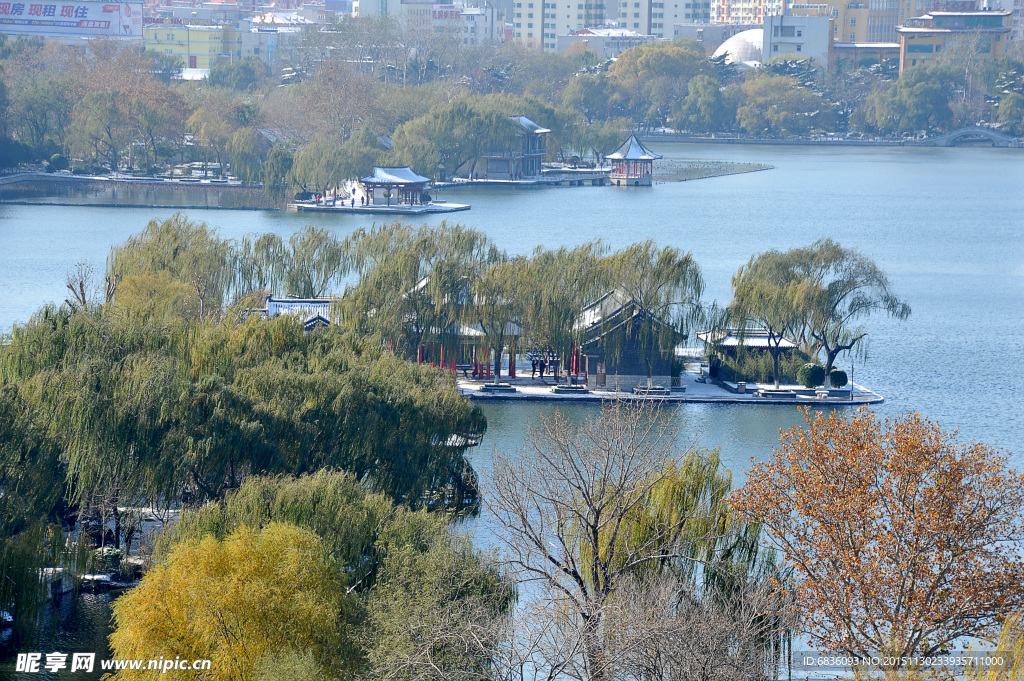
730;408;1024;669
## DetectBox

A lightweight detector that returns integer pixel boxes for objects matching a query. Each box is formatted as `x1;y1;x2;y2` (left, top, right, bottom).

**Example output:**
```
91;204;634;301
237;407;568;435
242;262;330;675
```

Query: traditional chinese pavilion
606;134;662;187
360;167;432;206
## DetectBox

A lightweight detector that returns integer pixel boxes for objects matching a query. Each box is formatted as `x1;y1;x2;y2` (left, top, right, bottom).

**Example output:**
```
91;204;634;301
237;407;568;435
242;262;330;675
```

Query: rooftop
606;134;663;161
360;167;432;185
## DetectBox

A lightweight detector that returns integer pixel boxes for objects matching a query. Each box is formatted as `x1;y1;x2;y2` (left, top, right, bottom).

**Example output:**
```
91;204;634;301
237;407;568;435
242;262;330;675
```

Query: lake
0;142;1021;678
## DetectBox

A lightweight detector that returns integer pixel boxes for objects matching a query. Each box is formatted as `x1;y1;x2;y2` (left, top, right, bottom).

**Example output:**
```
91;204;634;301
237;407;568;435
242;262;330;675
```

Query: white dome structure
712;29;764;65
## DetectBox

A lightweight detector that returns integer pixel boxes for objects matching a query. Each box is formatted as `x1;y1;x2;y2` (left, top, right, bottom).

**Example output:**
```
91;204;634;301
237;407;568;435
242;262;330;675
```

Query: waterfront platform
459;372;882;405
286;201;471;214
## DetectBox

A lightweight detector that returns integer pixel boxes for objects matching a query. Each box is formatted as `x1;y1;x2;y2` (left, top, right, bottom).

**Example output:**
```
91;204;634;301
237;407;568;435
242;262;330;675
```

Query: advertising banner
0;1;143;38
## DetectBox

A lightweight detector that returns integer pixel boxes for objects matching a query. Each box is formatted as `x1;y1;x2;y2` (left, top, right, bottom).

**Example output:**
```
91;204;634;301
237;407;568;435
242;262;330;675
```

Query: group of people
528;350;559;379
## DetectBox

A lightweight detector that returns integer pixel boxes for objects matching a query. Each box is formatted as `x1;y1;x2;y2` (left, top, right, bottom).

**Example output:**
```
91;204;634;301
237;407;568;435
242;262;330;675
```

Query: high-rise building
711;0;784;25
514;0;606;49
897;9;1011;71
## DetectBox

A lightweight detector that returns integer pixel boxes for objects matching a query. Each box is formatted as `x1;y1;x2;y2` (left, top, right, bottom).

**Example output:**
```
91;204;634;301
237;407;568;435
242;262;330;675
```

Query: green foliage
737;74;825;136
289;135;346;196
122;472;512;679
48;153;68;171
997;91;1024;136
673;74;733;133
109;214;234;319
261;144;294;203
829;367;848;387
0;288;486;514
227;128;263;186
605;241;704;380
209;56;271;92
797;362;825;388
863;64;959;134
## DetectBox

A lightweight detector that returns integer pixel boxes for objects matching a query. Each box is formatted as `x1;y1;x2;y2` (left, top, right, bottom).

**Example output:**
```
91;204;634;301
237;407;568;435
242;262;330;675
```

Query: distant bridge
921;127;1021;148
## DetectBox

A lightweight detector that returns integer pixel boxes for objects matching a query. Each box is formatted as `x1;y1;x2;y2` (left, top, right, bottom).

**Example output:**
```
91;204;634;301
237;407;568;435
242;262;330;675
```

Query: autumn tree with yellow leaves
730;409;1024;670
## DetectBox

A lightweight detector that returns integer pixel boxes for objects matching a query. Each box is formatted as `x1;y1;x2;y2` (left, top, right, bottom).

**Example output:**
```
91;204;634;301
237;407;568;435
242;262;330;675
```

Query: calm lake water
0;142;1021;677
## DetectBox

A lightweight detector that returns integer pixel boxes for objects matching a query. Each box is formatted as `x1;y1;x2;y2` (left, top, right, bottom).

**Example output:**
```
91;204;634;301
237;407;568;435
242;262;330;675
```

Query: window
634;11;639;16
528;12;533;17
796;44;801;51
773;44;778;50
850;17;855;25
796;29;801;36
633;21;639;26
849;32;855;39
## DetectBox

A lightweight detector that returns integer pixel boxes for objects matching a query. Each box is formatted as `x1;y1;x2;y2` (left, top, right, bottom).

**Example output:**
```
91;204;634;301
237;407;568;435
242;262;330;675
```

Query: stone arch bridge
920;127;1021;147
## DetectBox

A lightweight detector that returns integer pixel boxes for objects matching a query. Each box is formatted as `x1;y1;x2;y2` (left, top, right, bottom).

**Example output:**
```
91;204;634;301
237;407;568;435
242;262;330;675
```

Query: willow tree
729;249;814;389
790;239;910;387
234;232;286;297
605;241;704;386
343;221;492;360
284;225;346;298
491;402;744;681
526;243;607;385
107;214;233;319
472;256;529;383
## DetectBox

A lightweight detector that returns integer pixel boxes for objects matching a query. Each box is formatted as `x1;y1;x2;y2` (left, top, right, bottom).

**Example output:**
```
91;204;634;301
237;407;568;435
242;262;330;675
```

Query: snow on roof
511;116;551;134
606;134;662;161
697;328;798;350
571;27;648;37
360;167;432;184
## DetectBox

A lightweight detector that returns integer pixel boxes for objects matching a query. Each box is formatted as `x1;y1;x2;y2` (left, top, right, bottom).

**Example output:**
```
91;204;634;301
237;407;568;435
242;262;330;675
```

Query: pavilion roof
511;116;551;135
606;134;662;161
360;166;431;185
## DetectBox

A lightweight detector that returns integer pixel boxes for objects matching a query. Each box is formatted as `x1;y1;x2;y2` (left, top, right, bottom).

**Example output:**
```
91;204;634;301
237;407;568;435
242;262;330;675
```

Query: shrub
49;154;69;171
797;363;825;388
829;368;848;387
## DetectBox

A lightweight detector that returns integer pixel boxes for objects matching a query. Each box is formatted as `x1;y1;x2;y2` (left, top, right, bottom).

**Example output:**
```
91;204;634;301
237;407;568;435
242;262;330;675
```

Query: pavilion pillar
508;339;516;378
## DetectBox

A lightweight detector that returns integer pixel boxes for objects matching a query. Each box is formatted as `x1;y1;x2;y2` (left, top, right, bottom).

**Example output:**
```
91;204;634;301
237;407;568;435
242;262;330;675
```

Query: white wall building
555;26;656;55
762;13;831;65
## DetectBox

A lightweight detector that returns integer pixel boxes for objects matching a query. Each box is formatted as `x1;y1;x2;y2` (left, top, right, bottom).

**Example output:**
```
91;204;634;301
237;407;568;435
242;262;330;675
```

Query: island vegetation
0;214;1020;680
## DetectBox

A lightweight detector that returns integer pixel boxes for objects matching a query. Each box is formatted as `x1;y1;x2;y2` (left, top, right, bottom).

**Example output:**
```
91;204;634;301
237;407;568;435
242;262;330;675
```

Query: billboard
0;1;143;38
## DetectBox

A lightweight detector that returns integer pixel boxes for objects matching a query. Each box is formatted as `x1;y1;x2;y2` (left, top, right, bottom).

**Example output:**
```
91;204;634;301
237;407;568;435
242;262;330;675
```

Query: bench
455;363;473;378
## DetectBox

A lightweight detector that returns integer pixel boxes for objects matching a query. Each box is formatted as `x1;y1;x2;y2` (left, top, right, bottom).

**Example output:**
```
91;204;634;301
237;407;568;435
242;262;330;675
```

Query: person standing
531;358;537;378
539;359;546;378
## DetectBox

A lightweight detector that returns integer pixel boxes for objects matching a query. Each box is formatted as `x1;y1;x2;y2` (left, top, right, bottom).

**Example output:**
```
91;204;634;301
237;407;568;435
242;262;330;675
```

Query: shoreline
641;131;1024;148
459;375;883;405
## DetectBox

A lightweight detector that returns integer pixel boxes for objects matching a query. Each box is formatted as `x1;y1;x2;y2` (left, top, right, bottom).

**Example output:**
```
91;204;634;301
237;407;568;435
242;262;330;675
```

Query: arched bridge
922;127;1021;147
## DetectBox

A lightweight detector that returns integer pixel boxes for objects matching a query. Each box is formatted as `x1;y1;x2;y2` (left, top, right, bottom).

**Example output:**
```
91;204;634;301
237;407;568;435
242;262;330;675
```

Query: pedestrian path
459;372;882;405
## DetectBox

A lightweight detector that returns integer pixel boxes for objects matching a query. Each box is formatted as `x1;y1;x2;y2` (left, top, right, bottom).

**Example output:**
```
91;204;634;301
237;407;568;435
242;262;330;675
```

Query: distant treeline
0;29;1021;196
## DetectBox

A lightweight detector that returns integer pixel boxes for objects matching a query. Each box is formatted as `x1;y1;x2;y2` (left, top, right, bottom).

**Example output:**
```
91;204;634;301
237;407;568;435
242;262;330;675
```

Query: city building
897;9;1011;70
711;0;784;25
711;26;763;62
672;22;759;53
762;12;831;65
477;115;550;179
555;26;656;56
610;0;671;38
143;22;240;69
512;0;606;50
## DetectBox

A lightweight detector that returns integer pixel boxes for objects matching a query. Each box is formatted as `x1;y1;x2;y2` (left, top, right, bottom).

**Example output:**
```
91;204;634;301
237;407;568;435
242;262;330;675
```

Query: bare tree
65;261;99;311
489;401;735;681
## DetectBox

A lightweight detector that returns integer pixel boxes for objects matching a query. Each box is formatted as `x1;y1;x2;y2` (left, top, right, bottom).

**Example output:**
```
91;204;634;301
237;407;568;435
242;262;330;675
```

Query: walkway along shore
459;371;883;405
